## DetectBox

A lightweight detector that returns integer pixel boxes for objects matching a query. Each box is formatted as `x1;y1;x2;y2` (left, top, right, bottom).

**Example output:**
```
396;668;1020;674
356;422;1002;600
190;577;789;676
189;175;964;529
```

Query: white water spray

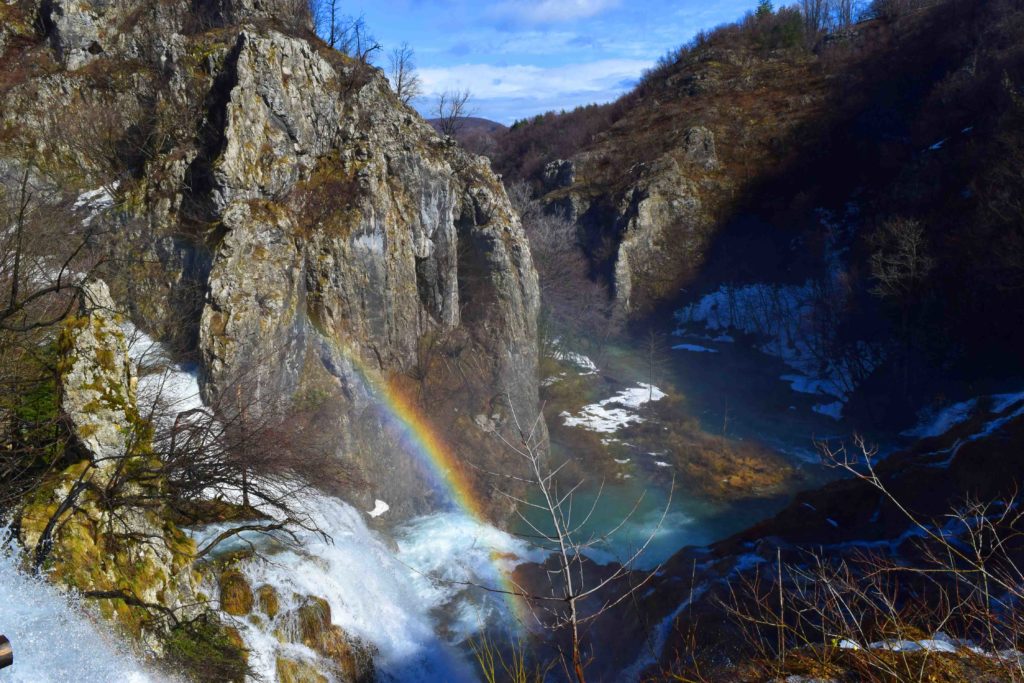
0;540;160;682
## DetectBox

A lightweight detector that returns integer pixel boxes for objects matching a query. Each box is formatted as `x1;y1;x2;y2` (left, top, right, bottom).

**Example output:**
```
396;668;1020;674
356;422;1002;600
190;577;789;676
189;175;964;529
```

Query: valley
1;0;1024;681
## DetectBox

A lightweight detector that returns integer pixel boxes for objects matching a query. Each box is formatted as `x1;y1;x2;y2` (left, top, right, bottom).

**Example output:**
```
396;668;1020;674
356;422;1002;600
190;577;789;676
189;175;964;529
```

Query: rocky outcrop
38;0;312;70
681;126;718;170
542;158;576;192
186;28;540;514
2;2;542;517
540;131;725;317
18;280;202;650
612;156;707;313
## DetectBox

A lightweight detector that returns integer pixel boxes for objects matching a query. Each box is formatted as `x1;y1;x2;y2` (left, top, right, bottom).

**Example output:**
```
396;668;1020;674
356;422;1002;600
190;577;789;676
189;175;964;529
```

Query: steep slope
494;0;1024;422
0;0;541;518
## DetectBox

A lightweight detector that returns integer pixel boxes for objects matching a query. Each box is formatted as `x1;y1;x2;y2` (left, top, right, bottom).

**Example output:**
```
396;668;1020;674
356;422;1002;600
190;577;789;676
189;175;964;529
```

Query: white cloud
489;0;621;25
418;59;650;100
415;58;651;123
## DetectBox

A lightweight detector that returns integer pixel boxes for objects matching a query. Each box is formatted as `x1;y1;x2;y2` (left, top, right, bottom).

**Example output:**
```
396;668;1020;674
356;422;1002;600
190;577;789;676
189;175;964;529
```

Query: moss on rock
277;656;328;683
256;584;280;619
276;595;376;683
219;568;255;616
165;617;249;683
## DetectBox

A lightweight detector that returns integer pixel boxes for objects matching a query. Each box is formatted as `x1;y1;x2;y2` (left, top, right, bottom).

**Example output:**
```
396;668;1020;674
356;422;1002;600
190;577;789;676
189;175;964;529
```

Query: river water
0;306;891;682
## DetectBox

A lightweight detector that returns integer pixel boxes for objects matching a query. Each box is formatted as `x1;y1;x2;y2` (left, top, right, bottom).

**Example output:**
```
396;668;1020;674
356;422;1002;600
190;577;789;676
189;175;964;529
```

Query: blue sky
342;0;761;124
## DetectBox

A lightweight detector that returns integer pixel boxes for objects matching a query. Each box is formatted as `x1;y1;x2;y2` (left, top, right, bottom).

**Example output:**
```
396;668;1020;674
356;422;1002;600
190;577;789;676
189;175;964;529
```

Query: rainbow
325;339;533;630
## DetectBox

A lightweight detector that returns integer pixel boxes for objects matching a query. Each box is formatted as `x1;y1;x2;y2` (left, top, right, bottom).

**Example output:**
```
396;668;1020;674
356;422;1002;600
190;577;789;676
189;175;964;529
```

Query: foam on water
0;539;159;683
194;495;544;682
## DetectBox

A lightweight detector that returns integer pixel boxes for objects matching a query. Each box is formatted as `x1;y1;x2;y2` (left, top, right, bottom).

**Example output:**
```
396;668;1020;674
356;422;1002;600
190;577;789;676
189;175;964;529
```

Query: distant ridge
426;117;508;136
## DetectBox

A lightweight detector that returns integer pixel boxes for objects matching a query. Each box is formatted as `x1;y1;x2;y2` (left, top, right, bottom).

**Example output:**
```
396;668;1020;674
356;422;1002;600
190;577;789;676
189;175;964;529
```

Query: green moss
256;584;280;619
276;657;328;683
220;569;254;616
165;617;249;683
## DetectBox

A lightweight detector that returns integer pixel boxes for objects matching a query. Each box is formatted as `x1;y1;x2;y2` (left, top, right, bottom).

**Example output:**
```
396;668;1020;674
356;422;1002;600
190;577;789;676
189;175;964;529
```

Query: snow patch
367;499;390;518
672;343;718;353
813;402;844;421
561;384;666;434
675;280;881;420
553;349;599;375
902;398;978;438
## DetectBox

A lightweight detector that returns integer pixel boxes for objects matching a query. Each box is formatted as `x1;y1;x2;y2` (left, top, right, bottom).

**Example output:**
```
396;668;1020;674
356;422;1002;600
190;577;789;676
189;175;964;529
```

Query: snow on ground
672;343;718;353
902;398;979;438
551;344;599;375
813;402;844;420
74;184;117;227
672;204;882;421
903;390;1024;441
993;391;1024;414
561;384;666;434
0;537;157;682
674;281;882;420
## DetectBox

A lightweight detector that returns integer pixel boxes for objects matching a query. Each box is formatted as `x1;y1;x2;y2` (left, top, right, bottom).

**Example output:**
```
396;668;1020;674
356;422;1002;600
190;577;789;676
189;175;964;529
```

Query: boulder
277;596;376;683
256;584;280;618
219;569;255;616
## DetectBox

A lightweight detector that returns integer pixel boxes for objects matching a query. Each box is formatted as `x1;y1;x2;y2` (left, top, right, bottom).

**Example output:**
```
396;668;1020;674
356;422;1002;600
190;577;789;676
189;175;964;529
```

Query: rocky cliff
18;281;204;652
0;0;541;517
534;41;829;318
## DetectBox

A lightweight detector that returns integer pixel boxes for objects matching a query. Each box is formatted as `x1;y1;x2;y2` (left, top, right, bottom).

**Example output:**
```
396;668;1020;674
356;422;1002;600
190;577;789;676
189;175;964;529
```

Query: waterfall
0;540;159;683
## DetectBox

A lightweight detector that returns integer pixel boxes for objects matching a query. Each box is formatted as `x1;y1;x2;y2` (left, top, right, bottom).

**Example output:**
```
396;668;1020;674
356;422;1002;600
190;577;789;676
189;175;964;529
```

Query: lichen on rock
17;279;201;651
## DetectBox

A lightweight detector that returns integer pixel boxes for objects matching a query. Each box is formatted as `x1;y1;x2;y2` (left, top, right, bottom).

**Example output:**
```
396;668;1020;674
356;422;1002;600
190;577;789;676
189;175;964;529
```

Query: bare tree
434;89;475;138
721;436;1024;681
310;0;341;48
833;0;857;28
479;403;674;682
505;182;612;358
388;42;422;106
337;13;380;64
801;0;832;34
869;218;934;395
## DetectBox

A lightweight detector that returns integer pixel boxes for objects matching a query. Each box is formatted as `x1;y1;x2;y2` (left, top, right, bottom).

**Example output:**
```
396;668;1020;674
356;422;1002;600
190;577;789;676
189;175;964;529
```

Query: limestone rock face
543;132;724;317
41;0;193;69
201;0;315;30
199;200;307;405
614;157;705;314
184;29;540;514
213;30;338;208
682;126;719;171
57;280;137;467
542;159;576;192
19;279;200;649
2;6;541;517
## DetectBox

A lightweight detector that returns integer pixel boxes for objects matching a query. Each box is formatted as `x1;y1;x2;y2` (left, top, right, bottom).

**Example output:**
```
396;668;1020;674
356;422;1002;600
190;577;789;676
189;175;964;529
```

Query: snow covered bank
903;390;1024;441
561;384;666;433
674;282;881;420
